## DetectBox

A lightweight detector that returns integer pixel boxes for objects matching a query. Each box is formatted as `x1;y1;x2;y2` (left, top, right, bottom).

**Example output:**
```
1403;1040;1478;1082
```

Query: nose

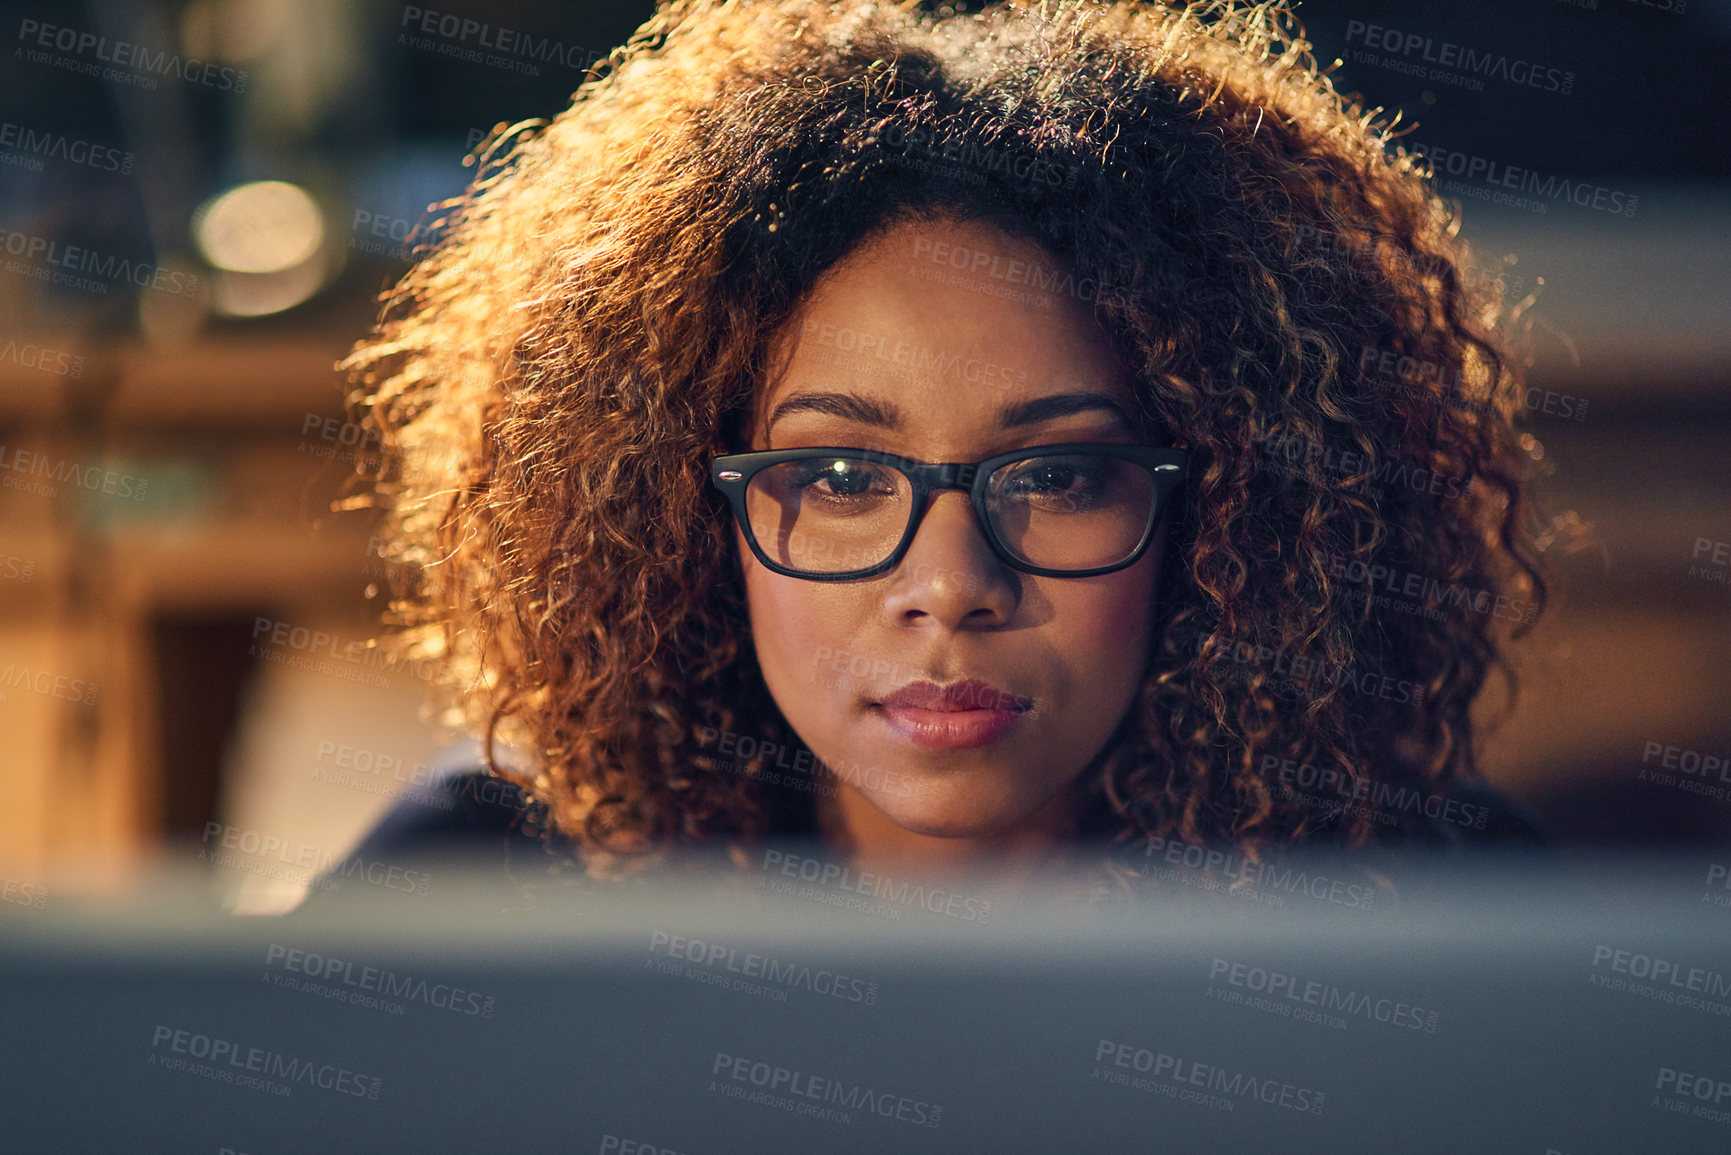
881;491;1019;628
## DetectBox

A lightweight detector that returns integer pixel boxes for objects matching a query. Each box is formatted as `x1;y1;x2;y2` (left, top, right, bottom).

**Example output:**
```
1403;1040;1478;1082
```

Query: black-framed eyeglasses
710;443;1188;580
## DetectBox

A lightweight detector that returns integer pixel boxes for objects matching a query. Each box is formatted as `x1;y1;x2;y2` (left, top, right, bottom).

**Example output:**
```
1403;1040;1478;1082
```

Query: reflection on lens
987;455;1154;570
746;457;911;573
740;452;1160;576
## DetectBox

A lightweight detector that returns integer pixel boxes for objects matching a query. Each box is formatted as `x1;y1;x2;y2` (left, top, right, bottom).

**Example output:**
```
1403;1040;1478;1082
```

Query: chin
868;791;1048;842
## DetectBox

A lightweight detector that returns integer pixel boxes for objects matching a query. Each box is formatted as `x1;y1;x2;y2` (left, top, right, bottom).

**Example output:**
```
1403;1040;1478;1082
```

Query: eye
789;458;898;500
999;459;1106;509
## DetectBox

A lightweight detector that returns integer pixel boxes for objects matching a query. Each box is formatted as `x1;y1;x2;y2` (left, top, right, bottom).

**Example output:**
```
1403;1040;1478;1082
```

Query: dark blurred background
1;0;1726;911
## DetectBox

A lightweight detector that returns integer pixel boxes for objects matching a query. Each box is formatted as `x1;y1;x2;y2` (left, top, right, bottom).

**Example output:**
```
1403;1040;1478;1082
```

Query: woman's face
738;216;1167;852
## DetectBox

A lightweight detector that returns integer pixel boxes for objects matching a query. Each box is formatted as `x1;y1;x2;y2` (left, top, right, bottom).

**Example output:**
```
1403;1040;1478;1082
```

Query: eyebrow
767;390;1136;432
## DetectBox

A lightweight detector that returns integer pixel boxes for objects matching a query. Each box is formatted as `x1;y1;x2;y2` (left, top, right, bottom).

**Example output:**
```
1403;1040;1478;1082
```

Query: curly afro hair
343;0;1550;880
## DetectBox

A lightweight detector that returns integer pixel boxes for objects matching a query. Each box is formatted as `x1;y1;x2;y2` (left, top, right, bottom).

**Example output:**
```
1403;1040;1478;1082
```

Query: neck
813;778;1083;887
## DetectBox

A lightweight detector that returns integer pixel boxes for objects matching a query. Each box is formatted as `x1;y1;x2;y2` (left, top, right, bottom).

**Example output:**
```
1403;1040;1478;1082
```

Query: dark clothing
338;769;554;864
1401;776;1557;850
302;767;1557;907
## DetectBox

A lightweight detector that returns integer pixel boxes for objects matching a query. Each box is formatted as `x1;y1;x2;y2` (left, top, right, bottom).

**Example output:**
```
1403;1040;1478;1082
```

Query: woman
339;0;1553;899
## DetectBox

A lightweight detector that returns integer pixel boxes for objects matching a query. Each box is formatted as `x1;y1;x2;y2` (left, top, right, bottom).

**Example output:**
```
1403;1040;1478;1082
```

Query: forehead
752;216;1138;449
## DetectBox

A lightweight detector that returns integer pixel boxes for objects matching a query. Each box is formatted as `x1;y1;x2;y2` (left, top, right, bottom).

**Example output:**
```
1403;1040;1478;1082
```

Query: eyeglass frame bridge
709;442;1188;581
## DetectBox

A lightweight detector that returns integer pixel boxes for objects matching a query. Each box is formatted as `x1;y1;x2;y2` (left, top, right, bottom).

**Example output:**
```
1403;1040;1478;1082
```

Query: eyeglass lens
744;453;1158;575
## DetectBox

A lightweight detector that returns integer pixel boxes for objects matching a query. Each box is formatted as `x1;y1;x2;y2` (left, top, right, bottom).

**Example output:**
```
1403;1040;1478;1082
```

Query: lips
879;679;1029;714
875;679;1030;751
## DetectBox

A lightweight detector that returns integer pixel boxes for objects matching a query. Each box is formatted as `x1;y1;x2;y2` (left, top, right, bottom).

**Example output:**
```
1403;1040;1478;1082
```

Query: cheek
1060;554;1162;666
1032;568;1159;766
1067;607;1149;712
739;537;861;688
745;570;810;676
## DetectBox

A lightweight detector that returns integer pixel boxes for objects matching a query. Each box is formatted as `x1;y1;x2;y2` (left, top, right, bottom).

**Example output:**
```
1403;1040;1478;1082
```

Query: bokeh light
193;180;325;275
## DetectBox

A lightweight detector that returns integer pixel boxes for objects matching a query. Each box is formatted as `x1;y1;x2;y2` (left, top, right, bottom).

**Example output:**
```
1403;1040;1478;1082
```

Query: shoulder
1426;777;1557;849
1350;775;1561;879
348;768;553;857
289;768;579;917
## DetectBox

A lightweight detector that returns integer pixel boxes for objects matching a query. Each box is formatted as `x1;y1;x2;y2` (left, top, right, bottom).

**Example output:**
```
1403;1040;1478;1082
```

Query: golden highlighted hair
344;0;1550;877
